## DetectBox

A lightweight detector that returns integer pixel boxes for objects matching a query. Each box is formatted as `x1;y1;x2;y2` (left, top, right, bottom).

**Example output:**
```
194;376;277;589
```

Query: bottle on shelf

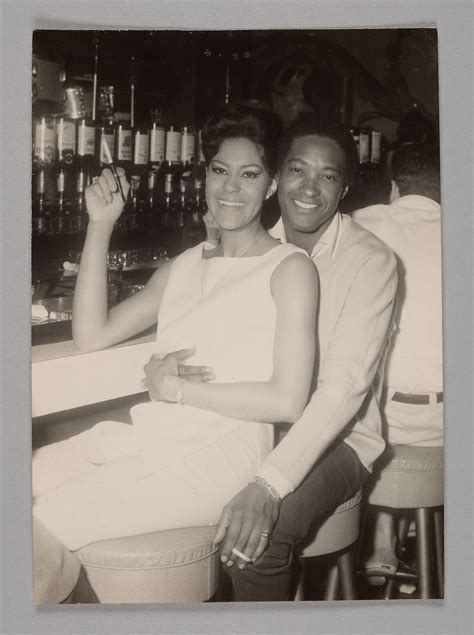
162;125;183;180
54;115;77;226
149;116;166;172
180;126;195;174
160;172;176;243
358;128;370;165
131;124;149;177
129;175;141;215
195;129;206;174
33;115;56;172
76;116;96;182
370;129;382;165
95;118;116;174
95;86;116;174
176;177;188;232
32;169;49;236
143;169;158;229
69;167;88;234
114;119;133;175
50;167;68;235
32;115;56;223
120;174;140;233
186;177;207;248
55;115;76;172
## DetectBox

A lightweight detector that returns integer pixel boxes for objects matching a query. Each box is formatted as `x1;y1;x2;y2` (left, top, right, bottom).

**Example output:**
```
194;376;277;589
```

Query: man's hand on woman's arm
142;348;215;401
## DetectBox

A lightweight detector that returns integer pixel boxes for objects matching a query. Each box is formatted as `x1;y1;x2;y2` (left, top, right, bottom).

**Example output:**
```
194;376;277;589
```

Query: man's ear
340;185;349;200
265;177;277;200
389;180;400;203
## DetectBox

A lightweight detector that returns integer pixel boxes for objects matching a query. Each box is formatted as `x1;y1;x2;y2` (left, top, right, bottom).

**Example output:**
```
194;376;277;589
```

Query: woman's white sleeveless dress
33;242;305;550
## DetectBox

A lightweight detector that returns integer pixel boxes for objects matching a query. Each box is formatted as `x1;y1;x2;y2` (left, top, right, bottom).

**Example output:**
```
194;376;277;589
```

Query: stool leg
355;498;369;568
324;564;340;601
383;577;397;600
294;558;306;601
434;508;444;598
397;513;410;552
415;508;433;599
337;549;357;601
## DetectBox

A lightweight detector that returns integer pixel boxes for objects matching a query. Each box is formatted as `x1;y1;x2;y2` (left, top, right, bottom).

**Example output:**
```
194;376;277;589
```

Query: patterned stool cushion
299;490;363;558
76;526;218;603
369;444;444;508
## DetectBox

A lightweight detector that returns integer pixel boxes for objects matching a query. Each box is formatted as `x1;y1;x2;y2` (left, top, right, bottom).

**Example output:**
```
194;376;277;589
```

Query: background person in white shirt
162;115;398;600
352;144;443;579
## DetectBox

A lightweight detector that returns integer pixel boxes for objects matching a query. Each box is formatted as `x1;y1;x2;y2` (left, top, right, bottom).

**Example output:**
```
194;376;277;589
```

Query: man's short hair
277;114;359;188
390;144;441;203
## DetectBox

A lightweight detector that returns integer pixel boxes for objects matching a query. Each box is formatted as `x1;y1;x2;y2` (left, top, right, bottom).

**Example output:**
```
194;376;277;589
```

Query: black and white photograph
29;26;446;606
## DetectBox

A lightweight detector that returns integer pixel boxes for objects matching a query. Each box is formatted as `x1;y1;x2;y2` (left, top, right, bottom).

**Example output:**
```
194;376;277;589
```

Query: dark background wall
33;28;439;140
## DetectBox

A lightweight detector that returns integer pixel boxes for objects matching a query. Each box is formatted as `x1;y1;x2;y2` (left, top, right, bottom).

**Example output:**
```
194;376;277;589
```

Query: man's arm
215;245;397;569
255;245;398;498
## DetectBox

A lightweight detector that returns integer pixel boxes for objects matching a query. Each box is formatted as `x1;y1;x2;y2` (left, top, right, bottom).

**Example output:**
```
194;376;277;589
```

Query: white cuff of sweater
254;463;295;501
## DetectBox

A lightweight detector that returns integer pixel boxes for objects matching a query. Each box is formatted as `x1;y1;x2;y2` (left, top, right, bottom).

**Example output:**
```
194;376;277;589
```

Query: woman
33;102;319;551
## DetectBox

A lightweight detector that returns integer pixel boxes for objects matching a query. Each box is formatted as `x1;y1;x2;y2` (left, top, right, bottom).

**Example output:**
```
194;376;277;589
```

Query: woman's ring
231;547;252;563
261;532;272;540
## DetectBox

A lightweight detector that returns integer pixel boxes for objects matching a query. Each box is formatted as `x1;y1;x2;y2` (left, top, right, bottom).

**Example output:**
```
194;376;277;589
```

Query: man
351;144;443;577
145;115;398;601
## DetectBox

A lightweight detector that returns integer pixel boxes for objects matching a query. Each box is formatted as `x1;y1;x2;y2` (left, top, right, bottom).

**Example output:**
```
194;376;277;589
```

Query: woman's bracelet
252;475;281;502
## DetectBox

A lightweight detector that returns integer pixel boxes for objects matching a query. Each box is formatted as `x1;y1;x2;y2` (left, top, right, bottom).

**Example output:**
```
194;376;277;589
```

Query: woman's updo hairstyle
201;101;282;177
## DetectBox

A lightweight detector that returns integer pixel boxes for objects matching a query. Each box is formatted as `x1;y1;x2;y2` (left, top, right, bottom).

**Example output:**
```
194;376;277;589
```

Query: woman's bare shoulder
270;250;319;295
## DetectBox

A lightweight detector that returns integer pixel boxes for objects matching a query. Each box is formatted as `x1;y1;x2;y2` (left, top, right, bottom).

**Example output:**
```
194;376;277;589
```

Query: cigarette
101;138;127;204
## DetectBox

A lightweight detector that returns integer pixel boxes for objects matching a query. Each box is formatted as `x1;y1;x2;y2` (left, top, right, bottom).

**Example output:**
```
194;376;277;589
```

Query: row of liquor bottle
32;111;203;171
350;127;383;165
33;117;382;174
32;167;208;248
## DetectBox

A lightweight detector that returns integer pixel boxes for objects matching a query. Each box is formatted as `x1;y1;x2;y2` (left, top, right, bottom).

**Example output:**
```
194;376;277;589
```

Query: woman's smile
217;199;246;208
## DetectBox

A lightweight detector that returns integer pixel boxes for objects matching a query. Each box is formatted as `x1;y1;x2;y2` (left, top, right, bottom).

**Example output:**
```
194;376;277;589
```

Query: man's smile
293;199;321;210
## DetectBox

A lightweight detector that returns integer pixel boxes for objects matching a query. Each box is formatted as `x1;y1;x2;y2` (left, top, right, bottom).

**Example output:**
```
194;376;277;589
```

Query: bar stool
365;444;444;599
295;489;363;601
75;526;219;603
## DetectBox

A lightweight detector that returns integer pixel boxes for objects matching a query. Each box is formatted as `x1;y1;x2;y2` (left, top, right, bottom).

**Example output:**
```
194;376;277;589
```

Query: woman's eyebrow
211;159;263;170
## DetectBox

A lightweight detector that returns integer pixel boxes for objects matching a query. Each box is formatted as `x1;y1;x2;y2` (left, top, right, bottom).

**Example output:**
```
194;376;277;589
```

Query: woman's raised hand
85;168;130;225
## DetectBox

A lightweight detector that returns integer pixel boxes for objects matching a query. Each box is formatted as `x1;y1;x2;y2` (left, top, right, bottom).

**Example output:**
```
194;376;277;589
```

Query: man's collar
269;212;343;260
394;194;441;213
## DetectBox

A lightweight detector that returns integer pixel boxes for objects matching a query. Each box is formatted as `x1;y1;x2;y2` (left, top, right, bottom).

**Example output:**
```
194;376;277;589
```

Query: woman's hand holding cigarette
85;168;130;225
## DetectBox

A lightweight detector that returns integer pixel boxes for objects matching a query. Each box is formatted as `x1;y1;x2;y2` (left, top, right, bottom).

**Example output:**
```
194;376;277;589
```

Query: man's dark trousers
228;441;369;601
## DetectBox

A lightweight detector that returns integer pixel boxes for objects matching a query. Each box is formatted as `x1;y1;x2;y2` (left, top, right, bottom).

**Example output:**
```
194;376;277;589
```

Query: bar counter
32;329;156;418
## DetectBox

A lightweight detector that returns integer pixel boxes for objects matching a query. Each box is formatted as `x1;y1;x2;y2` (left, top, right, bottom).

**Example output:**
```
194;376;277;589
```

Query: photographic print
30;27;443;606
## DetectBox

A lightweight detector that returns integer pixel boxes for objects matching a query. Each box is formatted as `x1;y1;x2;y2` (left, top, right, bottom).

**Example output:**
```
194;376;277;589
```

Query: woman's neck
219;223;264;257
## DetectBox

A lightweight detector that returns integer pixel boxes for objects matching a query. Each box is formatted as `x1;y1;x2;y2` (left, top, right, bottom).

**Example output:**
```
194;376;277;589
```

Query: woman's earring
265;180;277;200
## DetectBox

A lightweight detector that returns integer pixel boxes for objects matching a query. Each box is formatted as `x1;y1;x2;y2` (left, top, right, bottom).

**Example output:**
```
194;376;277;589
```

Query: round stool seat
299;490;362;558
76;526;218;603
369;445;444;509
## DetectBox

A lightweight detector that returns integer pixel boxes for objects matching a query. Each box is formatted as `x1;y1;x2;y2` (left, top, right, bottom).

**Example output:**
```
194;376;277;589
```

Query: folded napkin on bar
62;261;79;273
32;304;49;324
